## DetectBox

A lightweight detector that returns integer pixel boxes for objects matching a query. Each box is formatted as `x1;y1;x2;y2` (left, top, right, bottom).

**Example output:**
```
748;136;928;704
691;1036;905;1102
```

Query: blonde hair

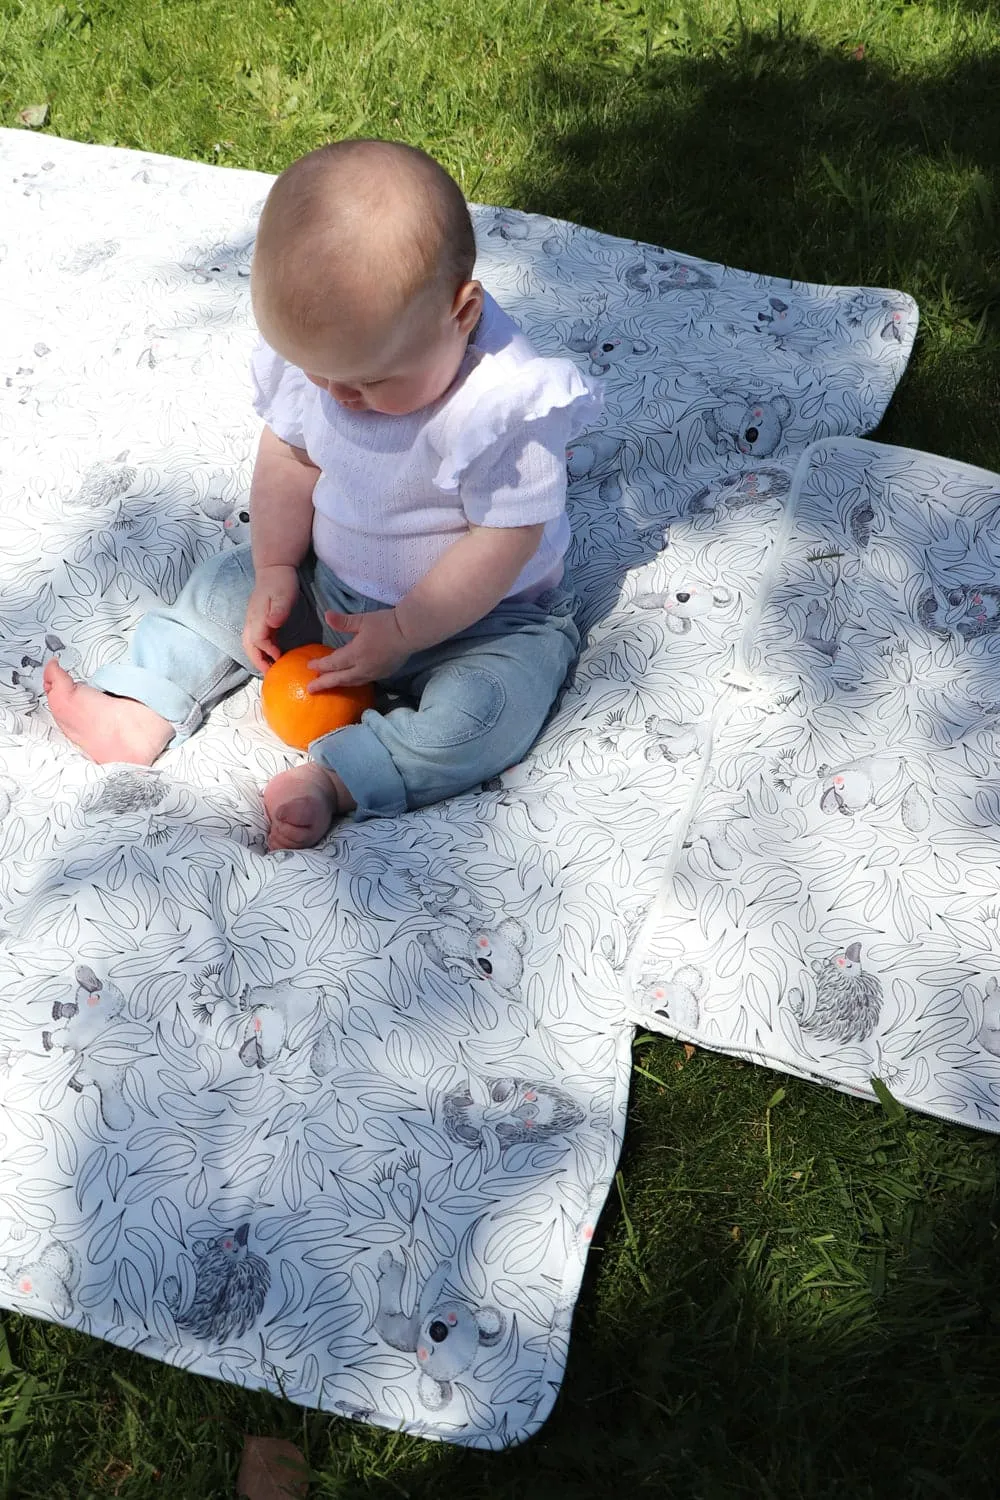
251;139;476;339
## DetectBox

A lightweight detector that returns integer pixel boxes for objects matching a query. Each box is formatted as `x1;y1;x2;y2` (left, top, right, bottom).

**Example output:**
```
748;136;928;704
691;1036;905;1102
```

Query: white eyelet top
250;292;603;604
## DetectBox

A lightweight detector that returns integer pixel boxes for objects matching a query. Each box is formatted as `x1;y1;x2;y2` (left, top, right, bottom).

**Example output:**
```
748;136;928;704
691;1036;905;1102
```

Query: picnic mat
0;127;940;1447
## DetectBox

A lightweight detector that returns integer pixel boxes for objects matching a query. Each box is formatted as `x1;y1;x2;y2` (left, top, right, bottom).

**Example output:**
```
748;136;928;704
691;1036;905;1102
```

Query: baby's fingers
306;666;367;692
324;609;361;635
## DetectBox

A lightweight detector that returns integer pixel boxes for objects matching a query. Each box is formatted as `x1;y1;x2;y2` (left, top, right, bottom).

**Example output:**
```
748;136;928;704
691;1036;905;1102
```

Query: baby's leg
46;545;264;765
308;588;580;819
44;664;174;765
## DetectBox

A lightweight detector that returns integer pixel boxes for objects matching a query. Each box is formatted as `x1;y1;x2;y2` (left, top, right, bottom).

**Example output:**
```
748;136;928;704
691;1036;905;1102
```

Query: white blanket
630;437;1000;1130
0;128;919;1447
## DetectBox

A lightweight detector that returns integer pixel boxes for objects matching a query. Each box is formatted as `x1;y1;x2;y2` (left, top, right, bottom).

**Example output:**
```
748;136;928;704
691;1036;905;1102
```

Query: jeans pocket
202;546;256;633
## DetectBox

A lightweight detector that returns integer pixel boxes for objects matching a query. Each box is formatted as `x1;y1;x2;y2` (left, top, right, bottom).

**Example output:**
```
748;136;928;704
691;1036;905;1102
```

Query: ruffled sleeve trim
249;336;309;450
431;352;605;494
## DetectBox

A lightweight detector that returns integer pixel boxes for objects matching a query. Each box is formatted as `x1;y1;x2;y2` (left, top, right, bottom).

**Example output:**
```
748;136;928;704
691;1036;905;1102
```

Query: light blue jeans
91;545;580;820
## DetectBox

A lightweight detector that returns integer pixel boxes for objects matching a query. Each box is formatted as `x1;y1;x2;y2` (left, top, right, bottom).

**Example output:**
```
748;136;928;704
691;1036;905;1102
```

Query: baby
44;139;602;849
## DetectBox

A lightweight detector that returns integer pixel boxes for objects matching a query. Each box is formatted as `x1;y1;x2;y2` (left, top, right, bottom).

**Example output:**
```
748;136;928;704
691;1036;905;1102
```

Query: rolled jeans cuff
309;716;408;820
90;662;203;742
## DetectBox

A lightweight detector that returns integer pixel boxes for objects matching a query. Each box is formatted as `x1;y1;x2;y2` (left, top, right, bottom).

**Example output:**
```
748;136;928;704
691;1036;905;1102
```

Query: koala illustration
479;760;561;834
787;942;884;1045
164;1222;270;1343
974;977;1000;1057
916;584;1000;643
803;597;840;659
181;236;253;283
373;1252;504;1410
10;633;82;700
227;982;339;1074
198;492;251;547
751;297;829;354
41;965;148;1131
640;964;704;1031
566;319;655;377
631;582;735;634
0;1240;78;1319
817;755;930;832
442;1075;585;1149
686;466;792;520
683;816;742;871
844;294;909;345
138;327;217;375
485;210;530;242
419;916;528;997
705;388;792;458
566;432;624;482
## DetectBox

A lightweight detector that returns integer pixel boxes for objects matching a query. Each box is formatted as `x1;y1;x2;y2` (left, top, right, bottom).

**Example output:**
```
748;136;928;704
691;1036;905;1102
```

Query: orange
260;644;375;750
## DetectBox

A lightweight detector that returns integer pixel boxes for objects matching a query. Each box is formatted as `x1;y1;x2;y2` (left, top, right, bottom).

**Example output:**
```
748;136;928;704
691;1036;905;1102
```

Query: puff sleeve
249;337;309;451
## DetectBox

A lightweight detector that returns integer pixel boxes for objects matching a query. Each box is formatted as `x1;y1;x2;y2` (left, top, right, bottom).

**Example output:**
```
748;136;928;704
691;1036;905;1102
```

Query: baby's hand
243;564;300;673
307;609;411;687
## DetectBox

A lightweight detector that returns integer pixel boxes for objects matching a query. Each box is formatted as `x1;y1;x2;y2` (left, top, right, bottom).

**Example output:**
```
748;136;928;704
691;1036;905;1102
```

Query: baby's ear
454;279;484;334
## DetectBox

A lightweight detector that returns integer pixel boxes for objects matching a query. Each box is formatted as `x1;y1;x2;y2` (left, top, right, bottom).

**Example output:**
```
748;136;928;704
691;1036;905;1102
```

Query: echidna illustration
787;942;883;1044
164;1223;270;1343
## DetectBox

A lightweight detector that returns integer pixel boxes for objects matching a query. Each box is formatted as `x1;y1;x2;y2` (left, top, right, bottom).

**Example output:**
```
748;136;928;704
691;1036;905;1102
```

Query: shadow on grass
504;26;1000;472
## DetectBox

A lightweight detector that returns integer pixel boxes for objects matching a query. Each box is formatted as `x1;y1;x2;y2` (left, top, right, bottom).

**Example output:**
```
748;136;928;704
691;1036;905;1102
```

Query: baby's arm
244;426;320;671
310;523;544;687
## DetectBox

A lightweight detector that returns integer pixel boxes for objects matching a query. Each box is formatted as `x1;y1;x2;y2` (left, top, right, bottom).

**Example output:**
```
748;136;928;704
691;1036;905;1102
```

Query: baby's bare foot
44;660;174;765
264;762;354;851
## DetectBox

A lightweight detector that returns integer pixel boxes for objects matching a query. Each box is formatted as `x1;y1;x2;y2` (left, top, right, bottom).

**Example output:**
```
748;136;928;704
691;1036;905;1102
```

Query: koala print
802;597;840;659
704;388;792;458
631;582;735;635
441;1075;585;1150
787;942;884;1045
751;298;829;354
566;319;655;377
916;584;1000;643
41;965;149;1130
181;236;253;283
480;760;561;835
593;710;700;763
374;1252;504;1411
214;982;340;1075
566;432;625;482
485;211;530;242
199;492;251;547
974;977;1000;1057
640;964;704;1031
817;755;931;833
10;633;82;701
682;815;742;871
0;1240;78;1319
164;1222;270;1343
419;915;528;997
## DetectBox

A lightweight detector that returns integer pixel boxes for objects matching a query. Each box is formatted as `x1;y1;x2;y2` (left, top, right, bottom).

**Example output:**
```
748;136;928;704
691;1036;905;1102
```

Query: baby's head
251;139;483;415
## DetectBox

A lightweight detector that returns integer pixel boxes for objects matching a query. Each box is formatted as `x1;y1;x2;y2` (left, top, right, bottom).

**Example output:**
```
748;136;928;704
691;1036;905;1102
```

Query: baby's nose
329;381;362;404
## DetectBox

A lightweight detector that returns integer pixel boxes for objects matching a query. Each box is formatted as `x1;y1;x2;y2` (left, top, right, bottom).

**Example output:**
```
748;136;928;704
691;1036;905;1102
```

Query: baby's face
264;282;483;417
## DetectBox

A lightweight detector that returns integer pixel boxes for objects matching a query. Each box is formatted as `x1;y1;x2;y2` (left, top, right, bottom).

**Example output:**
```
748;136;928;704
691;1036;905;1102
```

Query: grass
1;0;1000;1494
